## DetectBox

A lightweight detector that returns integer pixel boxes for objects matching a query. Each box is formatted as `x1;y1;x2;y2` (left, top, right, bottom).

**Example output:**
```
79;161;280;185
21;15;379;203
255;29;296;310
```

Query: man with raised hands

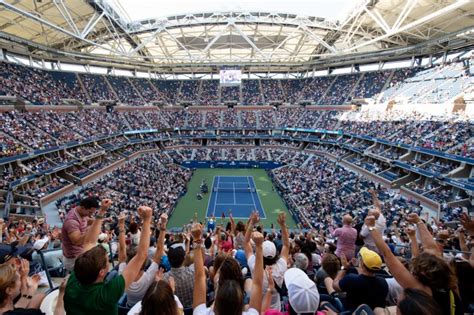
360;190;387;253
61;197;112;272
64;205;153;315
244;211;290;311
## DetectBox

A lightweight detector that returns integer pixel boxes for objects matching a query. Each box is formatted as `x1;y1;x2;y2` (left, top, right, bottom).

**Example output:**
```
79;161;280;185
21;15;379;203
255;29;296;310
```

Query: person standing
332;214;357;260
64;206;153;315
61;197;112;272
360;190;386;253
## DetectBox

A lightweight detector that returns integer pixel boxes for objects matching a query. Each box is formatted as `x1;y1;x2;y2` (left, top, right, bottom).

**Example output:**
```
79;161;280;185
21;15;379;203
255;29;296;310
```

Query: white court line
232;183;236;204
247;176;258;211
247;176;267;219
205;176;216;218
216;175;249;179
216;203;256;206
212;176;220;217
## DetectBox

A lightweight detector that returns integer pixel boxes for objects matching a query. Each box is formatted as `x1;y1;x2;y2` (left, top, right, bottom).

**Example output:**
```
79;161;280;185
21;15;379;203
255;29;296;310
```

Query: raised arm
118;213;127;264
152;214;168;264
456;228;469;260
365;216;429;294
405;226;419;258
460;212;474;236
83;199;112;252
192;223;206;308
370;189;382;212
244;211;259;259
277;212;290;262
229;214;236;236
215;226;223;254
333;253;349;292
184;232;191;254
54;277;68;315
248;231;264;313
121;206;152;288
297;223;303;238
262;266;275;312
407;213;441;257
431;216;441;229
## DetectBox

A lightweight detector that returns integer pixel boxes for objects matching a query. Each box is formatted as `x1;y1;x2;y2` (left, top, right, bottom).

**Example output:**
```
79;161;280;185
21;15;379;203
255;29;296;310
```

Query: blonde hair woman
0;259;44;314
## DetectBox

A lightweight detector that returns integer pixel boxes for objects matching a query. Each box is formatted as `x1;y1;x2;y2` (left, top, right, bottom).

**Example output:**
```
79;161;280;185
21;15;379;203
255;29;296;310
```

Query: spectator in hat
163;242;195;309
0;244;31;266
285;268;320;314
263;267;320;315
97;233;111;256
31;237;63;276
61;198;111;272
332;247;388;312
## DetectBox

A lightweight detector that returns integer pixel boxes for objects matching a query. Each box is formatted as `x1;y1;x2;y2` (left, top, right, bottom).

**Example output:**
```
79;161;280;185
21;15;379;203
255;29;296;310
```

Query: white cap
284;268;320;313
98;233;108;242
33;237;49;251
262;241;276;259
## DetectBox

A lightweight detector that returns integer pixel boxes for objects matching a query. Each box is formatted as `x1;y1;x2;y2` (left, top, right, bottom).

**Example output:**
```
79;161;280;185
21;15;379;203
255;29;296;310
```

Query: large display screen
220;69;241;86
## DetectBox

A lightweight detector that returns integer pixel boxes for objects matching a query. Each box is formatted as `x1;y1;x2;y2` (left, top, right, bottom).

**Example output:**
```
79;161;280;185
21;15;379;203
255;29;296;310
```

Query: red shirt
219;237;233;253
61;209;88;258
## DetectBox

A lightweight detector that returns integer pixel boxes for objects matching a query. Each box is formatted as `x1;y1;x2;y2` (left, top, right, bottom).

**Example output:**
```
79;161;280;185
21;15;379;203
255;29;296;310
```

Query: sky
106;0;357;22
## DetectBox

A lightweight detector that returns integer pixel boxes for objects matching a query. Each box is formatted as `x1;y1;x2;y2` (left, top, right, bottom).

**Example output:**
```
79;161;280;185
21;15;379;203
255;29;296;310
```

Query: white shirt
193;304;258;315
386;277;403;306
247;254;287;311
360;213;387;251
130;231;141;246
119;261;159;306
128;295;183;315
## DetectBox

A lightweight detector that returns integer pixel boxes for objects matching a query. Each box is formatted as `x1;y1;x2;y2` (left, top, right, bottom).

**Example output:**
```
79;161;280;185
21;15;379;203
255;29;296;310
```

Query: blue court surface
206;176;266;219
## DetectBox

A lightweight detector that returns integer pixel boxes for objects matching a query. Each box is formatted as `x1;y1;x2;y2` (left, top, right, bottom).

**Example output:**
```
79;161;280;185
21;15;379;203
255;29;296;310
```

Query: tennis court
206;176;266;219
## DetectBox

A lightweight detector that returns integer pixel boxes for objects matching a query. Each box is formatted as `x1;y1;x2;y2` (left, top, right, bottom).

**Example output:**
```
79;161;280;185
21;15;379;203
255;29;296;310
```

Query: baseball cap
0;244;31;264
168;243;186;267
262;241;276;259
33;237;49;251
359;247;382;271
284;268;320;313
98;233;108;242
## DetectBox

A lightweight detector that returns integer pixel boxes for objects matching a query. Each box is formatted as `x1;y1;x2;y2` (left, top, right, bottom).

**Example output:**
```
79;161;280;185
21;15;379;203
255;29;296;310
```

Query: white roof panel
106;0;355;22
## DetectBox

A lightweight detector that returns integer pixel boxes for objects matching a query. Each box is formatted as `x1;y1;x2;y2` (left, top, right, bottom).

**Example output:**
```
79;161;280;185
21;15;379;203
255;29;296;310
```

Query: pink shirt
61;209;88;258
332;225;357;259
220;238;233;253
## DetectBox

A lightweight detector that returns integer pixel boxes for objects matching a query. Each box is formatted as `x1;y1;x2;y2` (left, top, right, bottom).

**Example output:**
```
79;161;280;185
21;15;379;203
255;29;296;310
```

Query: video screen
220;69;241;86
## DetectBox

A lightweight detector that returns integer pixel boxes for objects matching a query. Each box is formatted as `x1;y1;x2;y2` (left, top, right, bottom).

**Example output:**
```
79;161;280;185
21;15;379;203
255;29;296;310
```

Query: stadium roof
111;0;355;23
0;0;473;73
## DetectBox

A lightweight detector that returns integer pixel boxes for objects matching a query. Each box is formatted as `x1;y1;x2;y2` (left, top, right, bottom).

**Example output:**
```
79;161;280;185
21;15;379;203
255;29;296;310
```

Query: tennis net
213;187;256;193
